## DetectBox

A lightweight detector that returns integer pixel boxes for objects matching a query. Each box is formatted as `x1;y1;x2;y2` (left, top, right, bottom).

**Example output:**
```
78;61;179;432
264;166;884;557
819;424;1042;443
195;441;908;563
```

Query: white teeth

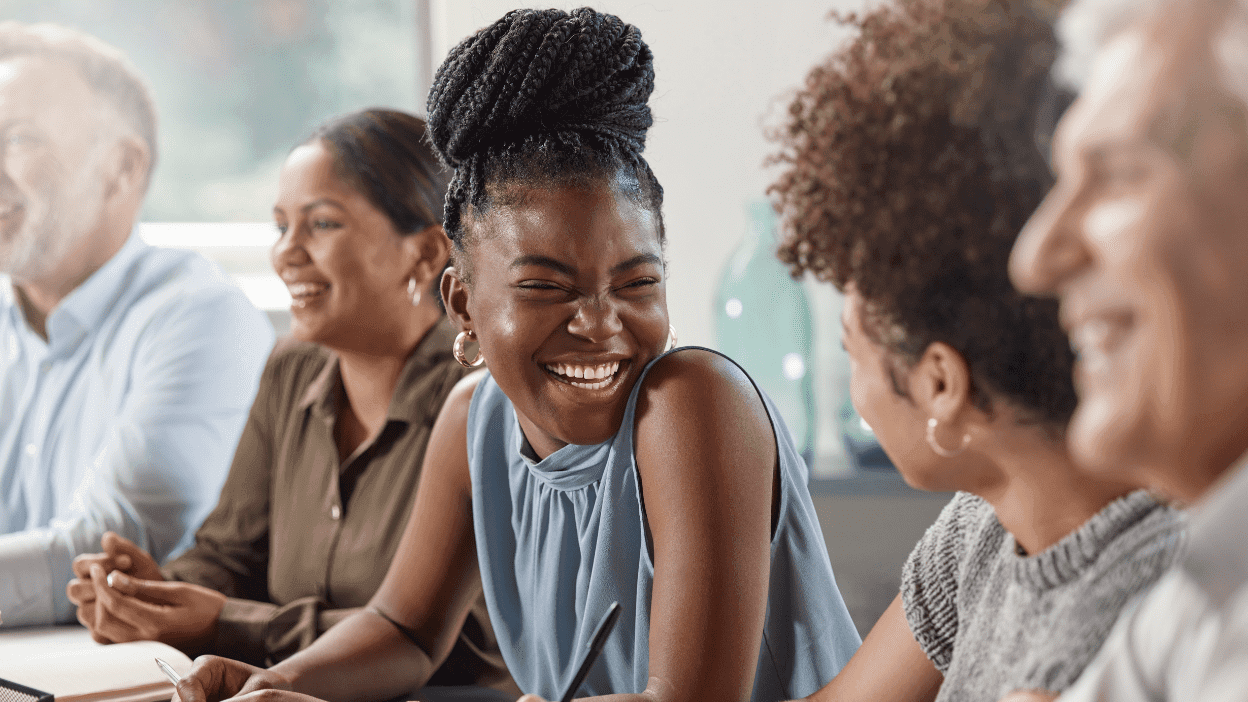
1071;320;1112;357
1071;319;1111;354
543;361;621;388
1070;317;1126;380
288;282;329;297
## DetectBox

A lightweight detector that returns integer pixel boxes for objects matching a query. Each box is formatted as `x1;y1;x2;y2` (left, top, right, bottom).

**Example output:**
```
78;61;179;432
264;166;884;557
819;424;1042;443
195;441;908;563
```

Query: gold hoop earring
666;325;678;352
453;330;484;368
926;417;969;458
407;277;421;307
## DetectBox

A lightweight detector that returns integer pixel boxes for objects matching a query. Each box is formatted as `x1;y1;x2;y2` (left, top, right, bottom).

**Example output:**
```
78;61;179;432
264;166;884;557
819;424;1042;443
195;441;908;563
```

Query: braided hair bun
426;7;663;246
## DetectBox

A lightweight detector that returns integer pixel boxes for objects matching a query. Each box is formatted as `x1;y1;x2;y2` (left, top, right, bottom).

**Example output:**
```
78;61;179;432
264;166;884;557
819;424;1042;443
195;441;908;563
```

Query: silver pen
155;657;182;684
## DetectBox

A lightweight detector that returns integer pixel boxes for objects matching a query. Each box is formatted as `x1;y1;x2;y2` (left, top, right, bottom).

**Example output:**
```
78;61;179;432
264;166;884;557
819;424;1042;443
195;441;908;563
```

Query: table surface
0;626;518;702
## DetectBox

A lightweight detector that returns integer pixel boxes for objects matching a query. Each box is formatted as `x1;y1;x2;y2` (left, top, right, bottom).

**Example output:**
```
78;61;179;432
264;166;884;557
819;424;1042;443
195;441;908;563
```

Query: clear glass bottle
714;200;816;463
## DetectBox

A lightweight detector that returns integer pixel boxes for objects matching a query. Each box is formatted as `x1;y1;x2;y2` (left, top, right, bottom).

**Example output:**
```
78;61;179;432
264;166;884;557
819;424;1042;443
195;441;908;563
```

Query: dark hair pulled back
425;7;663;252
309;108;450;236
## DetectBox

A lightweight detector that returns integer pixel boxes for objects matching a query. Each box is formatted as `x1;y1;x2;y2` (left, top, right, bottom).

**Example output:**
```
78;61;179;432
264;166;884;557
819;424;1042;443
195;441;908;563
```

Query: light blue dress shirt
0;231;273;626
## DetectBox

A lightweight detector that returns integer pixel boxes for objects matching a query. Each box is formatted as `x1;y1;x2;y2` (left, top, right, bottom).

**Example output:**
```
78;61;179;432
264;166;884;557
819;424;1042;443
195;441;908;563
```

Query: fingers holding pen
173;656;289;702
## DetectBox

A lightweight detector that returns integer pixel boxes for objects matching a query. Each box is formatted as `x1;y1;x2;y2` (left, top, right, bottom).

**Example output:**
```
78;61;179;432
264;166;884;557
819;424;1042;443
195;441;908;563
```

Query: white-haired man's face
0;55;113;282
1010;14;1248;503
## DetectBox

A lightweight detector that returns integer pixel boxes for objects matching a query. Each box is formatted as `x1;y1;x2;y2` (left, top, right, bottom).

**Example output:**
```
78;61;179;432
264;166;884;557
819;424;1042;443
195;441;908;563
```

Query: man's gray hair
1057;0;1248;113
1054;0;1170;88
0;22;158;183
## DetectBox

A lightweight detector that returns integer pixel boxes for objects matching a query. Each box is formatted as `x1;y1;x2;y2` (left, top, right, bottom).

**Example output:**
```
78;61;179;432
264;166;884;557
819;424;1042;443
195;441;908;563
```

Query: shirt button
330;504;341;520
24;443;37;457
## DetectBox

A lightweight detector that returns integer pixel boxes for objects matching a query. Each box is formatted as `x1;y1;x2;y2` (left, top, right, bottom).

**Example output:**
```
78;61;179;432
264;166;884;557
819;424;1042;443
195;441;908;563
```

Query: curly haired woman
172;8;862;702
770;1;1183;701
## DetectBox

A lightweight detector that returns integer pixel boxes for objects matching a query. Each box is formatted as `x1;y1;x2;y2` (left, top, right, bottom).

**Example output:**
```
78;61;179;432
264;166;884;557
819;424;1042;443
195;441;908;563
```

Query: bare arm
176;372;487;702
804;594;942;702
539;350;777;702
633;350;778;702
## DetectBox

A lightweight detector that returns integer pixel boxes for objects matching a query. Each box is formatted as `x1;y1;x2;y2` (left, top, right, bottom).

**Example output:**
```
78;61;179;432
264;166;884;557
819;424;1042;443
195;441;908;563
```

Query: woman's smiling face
272;140;419;352
450;180;669;458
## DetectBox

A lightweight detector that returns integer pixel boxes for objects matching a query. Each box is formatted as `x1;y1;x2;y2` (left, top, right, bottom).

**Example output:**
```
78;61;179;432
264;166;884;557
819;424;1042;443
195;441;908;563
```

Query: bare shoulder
635;348;767;428
634;349;774;472
422;369;489;491
438;368;490;424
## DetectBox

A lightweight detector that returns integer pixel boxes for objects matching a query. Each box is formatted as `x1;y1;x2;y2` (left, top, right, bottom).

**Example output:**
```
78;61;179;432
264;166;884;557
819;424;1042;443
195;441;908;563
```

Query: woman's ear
910;341;975;426
441;265;472;331
404;224;452;288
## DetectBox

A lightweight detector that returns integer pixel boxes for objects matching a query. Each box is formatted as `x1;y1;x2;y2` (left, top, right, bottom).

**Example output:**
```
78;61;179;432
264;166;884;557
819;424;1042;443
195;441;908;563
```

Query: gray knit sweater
901;490;1183;701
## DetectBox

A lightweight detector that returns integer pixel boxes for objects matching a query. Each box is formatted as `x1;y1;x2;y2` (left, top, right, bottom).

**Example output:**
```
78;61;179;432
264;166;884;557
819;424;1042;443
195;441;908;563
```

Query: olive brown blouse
162;320;509;687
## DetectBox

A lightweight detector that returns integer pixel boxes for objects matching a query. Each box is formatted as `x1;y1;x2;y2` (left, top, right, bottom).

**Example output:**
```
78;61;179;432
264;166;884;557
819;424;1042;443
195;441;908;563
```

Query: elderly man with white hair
0;23;272;626
1004;0;1248;699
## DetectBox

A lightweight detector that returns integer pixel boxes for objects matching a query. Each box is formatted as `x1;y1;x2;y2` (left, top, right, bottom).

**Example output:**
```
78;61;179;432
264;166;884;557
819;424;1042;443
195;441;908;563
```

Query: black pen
559;601;622;702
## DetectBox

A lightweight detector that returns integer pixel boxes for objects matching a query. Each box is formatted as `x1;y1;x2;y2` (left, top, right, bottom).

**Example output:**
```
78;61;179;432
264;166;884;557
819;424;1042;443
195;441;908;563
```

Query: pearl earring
407;277;421;306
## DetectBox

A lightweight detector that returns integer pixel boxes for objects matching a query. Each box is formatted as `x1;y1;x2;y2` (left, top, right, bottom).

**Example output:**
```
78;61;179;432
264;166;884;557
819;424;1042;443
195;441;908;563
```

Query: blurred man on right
1007;0;1248;699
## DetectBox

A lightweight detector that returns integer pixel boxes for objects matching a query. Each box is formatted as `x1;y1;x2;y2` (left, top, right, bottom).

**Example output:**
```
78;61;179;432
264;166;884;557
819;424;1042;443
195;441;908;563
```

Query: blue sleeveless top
467;348;861;701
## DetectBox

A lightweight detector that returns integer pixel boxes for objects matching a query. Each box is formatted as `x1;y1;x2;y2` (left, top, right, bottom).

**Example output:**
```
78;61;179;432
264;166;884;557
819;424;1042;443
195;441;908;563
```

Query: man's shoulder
127;245;244;304
87;245;273;375
115;245;268;335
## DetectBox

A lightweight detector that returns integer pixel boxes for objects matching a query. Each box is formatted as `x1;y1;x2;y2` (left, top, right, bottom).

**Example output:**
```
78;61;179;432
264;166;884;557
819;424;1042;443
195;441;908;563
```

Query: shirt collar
296;318;459;426
299;351;341;418
387;318;458;424
1181;449;1248;607
45;229;148;348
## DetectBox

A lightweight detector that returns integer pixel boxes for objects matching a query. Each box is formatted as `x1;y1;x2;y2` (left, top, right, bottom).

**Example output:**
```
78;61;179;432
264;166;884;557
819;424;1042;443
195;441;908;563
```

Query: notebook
0;628;191;702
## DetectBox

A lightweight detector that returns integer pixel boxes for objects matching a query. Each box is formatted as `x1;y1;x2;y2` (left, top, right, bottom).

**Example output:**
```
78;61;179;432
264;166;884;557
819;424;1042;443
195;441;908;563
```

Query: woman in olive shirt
65;109;509;688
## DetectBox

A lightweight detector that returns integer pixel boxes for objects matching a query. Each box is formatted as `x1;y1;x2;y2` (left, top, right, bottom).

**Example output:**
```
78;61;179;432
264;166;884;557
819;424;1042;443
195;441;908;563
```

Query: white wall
429;0;870;475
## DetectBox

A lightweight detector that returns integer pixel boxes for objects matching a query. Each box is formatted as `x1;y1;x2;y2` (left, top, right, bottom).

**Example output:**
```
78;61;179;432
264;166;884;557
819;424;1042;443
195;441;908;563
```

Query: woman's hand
74;563;226;654
67;531;167;643
173;656;294;702
73;531;165;582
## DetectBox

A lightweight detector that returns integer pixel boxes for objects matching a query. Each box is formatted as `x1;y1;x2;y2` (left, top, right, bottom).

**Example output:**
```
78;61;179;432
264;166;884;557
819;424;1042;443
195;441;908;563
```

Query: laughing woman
769;1;1183;701
66;110;507;689
174;8;860;702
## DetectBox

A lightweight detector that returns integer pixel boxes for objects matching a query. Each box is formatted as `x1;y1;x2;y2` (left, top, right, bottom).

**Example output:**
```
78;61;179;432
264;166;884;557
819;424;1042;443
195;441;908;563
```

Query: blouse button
330;504;341;520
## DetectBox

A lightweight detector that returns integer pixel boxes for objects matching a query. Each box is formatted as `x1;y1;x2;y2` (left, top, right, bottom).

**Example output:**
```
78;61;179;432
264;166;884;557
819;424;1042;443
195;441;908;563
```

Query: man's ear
909;341;976;427
441;265;472;332
103;135;150;202
404;224;452;290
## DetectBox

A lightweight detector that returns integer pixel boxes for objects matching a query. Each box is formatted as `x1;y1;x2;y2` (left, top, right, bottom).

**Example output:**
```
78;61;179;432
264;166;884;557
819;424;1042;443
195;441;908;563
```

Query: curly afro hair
425;7;664;271
770;0;1077;427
